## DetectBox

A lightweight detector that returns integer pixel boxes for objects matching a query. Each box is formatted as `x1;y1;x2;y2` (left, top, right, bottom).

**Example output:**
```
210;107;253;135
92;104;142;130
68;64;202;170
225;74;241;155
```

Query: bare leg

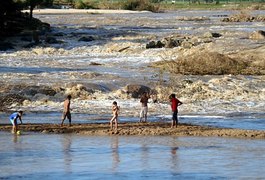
13;120;18;133
171;119;174;128
110;121;113;130
61;118;65;127
61;113;66;127
110;116;116;130
12;125;17;134
139;109;143;122
114;118;118;131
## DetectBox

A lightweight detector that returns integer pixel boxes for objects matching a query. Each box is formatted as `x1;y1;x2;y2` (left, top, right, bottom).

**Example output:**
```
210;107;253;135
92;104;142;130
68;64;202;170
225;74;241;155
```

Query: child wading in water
110;101;119;132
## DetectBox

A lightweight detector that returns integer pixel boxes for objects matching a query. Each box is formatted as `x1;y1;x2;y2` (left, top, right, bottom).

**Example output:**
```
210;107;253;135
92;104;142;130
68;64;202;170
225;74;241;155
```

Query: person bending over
9;111;23;134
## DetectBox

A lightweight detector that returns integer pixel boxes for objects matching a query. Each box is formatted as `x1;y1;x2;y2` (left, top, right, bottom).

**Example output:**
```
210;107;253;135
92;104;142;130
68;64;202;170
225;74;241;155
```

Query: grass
54;0;265;11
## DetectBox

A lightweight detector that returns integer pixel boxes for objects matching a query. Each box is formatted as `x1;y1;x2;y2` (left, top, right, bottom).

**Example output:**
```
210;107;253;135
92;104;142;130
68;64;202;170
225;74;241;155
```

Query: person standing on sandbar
139;92;149;123
110;101;119;132
169;93;182;128
61;95;72;127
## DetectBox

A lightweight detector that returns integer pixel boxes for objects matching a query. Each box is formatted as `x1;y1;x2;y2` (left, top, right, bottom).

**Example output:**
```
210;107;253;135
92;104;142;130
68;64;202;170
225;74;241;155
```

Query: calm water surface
0;132;265;179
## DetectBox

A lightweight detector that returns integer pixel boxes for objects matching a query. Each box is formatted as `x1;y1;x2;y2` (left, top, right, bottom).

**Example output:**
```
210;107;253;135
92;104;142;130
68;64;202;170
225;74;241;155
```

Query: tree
0;0;19;36
19;0;50;19
28;0;44;18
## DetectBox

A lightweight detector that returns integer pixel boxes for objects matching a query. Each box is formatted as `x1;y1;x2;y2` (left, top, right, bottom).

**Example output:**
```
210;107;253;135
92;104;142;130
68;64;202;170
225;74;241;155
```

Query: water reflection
13;134;18;143
111;136;120;171
141;138;150;170
1;133;265;179
62;135;72;173
170;137;179;173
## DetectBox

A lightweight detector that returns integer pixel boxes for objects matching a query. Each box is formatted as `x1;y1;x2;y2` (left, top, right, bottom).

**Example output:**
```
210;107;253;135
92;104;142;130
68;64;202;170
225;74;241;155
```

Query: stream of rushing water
1;10;265;179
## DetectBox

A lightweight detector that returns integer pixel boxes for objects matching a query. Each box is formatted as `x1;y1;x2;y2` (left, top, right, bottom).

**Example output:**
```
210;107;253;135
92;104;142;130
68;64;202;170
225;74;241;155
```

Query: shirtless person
110;101;119;131
139;92;149;123
61;95;72;127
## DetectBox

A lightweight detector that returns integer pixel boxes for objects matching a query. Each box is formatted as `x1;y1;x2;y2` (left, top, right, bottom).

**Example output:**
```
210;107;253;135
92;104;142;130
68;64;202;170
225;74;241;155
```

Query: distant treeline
0;0;52;37
1;0;264;37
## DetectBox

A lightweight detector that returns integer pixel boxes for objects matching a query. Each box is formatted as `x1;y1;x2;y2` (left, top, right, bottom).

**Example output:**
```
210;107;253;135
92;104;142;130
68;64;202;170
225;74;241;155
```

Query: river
0;9;265;179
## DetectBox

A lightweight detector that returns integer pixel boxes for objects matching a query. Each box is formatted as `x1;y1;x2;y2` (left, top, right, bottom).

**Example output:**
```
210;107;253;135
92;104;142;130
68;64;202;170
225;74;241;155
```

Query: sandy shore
1;122;264;139
23;8;148;15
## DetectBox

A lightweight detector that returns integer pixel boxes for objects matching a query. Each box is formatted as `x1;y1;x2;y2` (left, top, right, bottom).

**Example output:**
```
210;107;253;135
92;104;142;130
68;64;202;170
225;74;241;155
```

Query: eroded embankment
1;122;265;139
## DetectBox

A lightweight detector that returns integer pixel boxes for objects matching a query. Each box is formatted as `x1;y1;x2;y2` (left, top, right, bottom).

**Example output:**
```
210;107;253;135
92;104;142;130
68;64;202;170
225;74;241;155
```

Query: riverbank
24;8;149;15
1;122;264;139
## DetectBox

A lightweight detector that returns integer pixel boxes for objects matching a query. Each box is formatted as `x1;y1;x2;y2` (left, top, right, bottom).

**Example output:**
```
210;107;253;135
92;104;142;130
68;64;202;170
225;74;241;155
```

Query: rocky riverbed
0;9;264;116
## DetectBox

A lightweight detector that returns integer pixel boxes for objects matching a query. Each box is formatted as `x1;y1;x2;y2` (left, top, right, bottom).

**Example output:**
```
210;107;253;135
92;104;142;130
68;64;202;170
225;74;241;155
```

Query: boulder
81;83;111;93
45;36;60;44
249;30;265;40
203;32;222;38
10;86;57;97
39;87;57;96
0;94;28;110
161;37;182;48
146;40;165;49
124;84;151;98
78;36;95;42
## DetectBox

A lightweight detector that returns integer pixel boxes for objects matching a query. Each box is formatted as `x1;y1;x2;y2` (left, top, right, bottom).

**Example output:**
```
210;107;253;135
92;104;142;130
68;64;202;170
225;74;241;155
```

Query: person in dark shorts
169;94;183;128
61;95;72;127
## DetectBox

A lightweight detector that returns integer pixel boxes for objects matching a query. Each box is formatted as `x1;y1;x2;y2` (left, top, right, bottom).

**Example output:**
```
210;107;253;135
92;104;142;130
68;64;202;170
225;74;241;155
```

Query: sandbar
1;122;264;139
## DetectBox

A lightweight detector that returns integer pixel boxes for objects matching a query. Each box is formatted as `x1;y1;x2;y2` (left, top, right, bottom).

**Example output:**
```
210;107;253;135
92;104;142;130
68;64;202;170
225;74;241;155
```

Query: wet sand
1;122;264;139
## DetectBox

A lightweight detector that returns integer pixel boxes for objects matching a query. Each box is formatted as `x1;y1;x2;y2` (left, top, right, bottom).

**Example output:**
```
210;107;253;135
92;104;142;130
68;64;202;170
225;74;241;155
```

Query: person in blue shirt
9;111;23;134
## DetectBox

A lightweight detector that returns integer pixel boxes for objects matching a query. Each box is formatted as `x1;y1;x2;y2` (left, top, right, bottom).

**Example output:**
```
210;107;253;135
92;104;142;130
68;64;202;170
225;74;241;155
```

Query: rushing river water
1;133;265;179
1;9;265;114
1;9;265;179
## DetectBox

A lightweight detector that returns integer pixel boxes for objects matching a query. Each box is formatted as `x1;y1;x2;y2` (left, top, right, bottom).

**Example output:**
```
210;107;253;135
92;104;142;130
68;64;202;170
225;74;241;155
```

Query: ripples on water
0;133;264;179
1;11;265;179
1;112;265;130
0;10;264;115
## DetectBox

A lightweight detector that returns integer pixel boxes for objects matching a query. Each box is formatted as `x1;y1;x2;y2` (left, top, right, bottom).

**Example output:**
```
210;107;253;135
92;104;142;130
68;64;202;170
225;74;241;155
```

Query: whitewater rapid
0;10;264;117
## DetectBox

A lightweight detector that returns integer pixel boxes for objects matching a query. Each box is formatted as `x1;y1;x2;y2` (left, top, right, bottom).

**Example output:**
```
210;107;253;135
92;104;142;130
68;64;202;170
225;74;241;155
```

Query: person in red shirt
170;93;183;128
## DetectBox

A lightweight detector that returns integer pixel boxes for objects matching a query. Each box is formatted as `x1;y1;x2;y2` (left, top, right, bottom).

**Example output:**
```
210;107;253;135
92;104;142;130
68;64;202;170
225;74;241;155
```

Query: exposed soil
1;122;264;139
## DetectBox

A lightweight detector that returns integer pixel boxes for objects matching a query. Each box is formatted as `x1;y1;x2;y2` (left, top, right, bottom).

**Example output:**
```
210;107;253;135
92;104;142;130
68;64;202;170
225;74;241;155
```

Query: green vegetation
52;0;265;10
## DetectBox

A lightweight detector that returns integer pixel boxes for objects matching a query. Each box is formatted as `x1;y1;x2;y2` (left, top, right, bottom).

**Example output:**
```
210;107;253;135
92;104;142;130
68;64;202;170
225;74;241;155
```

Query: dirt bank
24;8;148;15
1;122;264;139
